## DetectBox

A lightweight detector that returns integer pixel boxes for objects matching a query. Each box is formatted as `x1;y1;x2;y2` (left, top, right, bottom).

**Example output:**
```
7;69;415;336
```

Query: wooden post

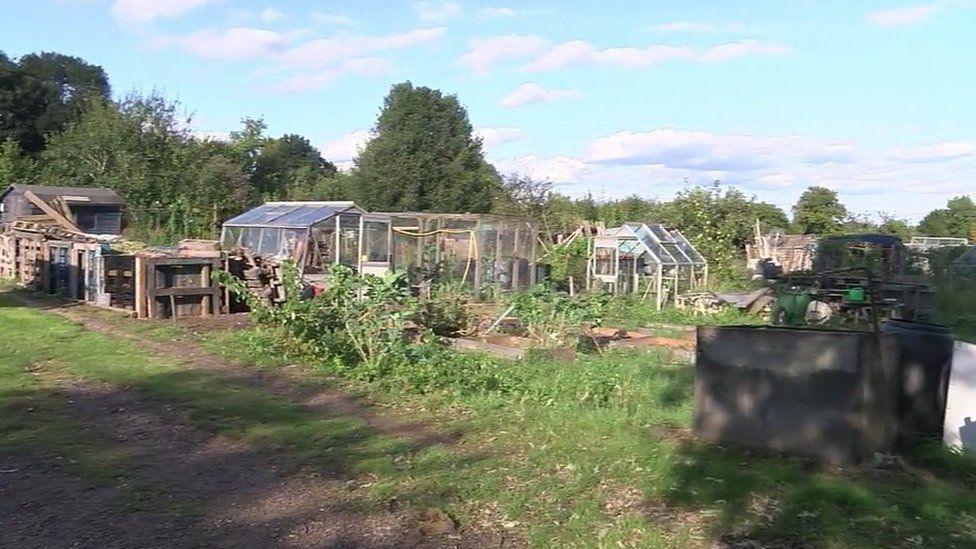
613;247;620;296
146;257;156;319
201;261;211;317
656;263;664;311
512;225;521;289
67;245;79;300
134;255;146;319
473;217;483;296
529;222;538;286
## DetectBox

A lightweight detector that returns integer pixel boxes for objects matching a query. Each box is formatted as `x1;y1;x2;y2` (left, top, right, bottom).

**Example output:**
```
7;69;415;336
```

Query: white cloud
866;4;937;26
492;128;976;218
311;12;353;26
412;1;462;23
583;129;853;170
475;126;525;148
110;0;216;24
493;155;588;184
319;129;374;170
282;27;445;68
155;27;296;60
260;7;285;23
700;39;792;62
891;140;976;162
154;25;444;91
646;21;745;33
524;39;789;72
275;58;390;93
459;34;548;75
478;6;518;18
499;83;582;108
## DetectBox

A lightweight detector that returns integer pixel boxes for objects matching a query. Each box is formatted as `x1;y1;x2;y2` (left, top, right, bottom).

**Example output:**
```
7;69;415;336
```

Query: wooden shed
0;184;124;235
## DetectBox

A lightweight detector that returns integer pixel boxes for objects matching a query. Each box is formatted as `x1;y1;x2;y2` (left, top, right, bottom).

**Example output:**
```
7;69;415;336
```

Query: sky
2;0;974;220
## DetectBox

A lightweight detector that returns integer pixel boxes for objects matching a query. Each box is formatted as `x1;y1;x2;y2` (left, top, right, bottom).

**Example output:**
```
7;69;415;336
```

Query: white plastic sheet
943;341;976;453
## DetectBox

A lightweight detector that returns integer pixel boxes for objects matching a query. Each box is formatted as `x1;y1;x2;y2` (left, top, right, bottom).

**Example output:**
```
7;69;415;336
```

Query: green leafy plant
508;285;608;348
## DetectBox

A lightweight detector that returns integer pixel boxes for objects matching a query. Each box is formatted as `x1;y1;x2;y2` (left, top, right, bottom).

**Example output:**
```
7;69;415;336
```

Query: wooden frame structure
138;256;222;319
380;211;538;295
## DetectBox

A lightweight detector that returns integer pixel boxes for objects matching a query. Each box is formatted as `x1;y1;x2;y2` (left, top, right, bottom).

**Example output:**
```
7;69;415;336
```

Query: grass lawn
4;291;976;547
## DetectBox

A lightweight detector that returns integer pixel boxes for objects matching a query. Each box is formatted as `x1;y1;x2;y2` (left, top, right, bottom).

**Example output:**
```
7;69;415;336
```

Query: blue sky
2;0;974;219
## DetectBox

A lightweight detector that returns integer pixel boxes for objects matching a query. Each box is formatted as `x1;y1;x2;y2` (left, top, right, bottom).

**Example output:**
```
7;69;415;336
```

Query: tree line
1;50;973;252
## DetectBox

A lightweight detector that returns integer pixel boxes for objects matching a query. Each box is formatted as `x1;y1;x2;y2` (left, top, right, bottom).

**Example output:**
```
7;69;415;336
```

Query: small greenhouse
220;201;393;281
587;222;707;309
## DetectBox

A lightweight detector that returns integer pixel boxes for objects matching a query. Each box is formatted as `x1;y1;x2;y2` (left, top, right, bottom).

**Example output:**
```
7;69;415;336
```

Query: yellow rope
392;227;479;283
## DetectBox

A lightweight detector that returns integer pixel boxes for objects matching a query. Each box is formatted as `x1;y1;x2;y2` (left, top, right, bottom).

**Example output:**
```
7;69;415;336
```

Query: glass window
594;247;615;275
278;229;305;261
364;221;390;263
307;226;335;272
338;214;360;268
241;228;261;251
221;227;242;249
258;228;281;256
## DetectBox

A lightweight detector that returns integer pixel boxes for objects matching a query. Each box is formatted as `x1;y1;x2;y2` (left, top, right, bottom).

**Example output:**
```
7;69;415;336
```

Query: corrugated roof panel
223;202;352;228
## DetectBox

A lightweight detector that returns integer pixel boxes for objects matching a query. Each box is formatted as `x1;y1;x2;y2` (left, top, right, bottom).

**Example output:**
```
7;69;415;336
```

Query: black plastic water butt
881;319;954;442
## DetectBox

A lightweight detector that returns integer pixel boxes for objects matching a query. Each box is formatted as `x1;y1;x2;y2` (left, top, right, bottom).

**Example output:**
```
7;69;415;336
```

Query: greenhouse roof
223;201;362;228
601;223;707;267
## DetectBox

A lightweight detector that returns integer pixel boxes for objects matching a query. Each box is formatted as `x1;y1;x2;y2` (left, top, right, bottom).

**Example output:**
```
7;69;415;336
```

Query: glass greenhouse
221;203;538;293
220;201;394;282
588;222;707;309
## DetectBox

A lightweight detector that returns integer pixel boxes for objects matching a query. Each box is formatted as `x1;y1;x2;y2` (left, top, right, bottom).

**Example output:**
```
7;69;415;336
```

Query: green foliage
658;186;784;286
0;50;110;152
509;286;608;347
0;137;36;183
918;196;976;238
351;81;500;213
876;213;915;238
604;296;762;329
220;263;428;377
792;185;847;235
541;237;589;290
418;281;471;337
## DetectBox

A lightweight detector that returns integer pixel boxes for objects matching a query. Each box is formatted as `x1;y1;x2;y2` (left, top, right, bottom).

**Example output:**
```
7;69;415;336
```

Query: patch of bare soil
4;295;515;548
36;297;459;449
0;452;198;549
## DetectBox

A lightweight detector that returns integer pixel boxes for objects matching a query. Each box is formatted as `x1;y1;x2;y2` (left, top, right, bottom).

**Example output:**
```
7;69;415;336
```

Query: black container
695;326;901;464
882;319;954;442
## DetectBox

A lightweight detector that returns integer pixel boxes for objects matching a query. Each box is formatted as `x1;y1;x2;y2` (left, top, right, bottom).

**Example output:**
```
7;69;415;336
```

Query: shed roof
1;184;124;206
223;201;363;228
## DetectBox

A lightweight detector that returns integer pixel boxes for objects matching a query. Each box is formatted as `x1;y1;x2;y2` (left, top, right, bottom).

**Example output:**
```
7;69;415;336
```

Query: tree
351;82;500;213
918;196;976;238
876;214;913;238
0;51;109;152
792;186;847;234
253;133;336;198
226;119;338;200
0;137;36;184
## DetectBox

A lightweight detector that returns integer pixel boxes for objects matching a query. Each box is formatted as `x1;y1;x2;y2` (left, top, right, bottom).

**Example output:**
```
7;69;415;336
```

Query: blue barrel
882;319;954;442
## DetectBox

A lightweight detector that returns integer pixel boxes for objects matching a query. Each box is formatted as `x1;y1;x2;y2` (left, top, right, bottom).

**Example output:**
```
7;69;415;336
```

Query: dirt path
39;298;459;449
2;296;512;548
